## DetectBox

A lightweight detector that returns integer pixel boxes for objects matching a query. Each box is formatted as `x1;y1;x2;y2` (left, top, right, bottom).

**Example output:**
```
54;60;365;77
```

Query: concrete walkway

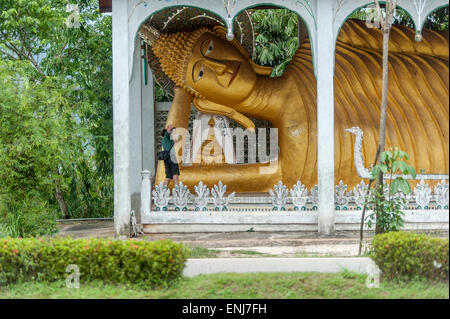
57;220;448;257
58;220;374;256
182;257;378;277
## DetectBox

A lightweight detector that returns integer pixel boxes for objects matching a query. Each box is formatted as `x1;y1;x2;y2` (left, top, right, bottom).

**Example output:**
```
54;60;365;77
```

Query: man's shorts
164;158;180;179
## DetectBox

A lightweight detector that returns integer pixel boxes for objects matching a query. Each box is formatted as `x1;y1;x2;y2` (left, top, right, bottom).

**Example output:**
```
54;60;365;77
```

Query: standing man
161;124;180;187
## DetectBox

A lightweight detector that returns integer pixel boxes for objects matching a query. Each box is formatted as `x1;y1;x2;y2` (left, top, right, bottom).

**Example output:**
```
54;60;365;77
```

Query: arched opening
347;4;416;29
138;6;229;158
333;3;449;191
141;6;312;168
422;5;449;31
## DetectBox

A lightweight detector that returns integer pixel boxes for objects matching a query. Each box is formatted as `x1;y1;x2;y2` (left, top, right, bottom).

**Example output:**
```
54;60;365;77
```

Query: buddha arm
165;86;193;129
155;87;282;191
177;162;282;193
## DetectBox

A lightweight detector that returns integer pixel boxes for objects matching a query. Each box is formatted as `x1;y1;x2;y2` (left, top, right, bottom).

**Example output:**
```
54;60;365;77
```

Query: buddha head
142;25;272;129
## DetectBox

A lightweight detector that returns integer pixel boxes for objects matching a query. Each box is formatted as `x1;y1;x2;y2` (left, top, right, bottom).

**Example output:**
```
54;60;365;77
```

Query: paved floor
58;220;114;238
182;257;378;277
57;220;448;257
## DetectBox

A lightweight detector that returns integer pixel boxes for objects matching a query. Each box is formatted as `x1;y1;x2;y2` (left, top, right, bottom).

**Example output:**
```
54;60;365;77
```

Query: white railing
140;173;449;213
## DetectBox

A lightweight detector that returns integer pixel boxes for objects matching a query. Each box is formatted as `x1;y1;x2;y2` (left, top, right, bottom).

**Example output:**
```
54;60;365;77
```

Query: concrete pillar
142;52;156;174
140;170;152;217
129;36;143;222
316;0;335;234
112;0;131;238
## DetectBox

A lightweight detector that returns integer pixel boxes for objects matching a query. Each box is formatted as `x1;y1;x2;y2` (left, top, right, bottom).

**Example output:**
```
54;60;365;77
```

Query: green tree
349;5;449;31
250;9;299;77
365;148;416;233
0;0;114;229
423;6;449;30
0;59;75;236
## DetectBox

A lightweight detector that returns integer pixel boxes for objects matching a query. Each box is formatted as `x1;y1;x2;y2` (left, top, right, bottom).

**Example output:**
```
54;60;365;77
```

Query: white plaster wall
141;210;449;233
112;0;132;237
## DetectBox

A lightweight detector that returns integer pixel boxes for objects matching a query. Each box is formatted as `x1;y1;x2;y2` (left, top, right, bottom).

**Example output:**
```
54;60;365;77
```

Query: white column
140;170;152;217
316;0;335;234
112;0;131;238
142;55;156;174
130;36;143;221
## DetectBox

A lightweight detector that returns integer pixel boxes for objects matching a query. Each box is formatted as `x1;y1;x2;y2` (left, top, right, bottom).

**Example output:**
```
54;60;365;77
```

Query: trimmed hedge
0;237;188;286
371;231;449;281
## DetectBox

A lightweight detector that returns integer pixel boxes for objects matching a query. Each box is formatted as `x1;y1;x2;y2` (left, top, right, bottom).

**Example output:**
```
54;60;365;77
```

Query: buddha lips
228;62;241;87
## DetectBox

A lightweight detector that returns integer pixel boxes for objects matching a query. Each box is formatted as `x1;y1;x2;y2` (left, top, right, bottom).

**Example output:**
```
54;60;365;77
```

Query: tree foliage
349;5;449;31
249;9;299;77
365;148;416;233
0;0;114;231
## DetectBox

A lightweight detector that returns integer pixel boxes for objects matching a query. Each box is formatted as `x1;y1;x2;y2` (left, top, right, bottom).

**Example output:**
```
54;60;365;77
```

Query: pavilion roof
98;0;111;13
97;1;279;13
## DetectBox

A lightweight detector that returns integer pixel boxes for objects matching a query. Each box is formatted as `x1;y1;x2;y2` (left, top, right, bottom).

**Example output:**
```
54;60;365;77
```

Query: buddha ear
213;26;273;76
249;60;273;76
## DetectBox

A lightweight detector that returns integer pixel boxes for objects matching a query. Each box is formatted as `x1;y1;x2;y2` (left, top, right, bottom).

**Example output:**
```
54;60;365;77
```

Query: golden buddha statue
143;19;449;192
191;116;227;165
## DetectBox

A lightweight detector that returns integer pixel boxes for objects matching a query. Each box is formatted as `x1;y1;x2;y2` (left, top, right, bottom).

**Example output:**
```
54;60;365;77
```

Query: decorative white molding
269;181;289;210
434;180;449;207
353;180;369;209
335;180;350;208
147;178;448;212
413;0;427;36
310;184;319;207
211;181;235;210
291;181;309;210
173;182;192;211
222;0;237;41
414;179;432;208
152;182;170;211
194;181;210;211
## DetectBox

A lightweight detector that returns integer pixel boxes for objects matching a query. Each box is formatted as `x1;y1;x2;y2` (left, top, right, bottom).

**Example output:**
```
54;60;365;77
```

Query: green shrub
0;194;59;238
0;207;58;238
371;231;449;281
0;224;13;238
0;237;188;286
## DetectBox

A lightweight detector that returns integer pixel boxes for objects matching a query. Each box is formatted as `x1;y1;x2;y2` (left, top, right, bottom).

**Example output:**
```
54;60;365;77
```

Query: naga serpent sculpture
345;126;449;181
140;19;449;192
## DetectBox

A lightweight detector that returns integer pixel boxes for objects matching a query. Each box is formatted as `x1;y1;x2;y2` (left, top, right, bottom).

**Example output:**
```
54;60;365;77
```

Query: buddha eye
205;40;214;56
196;64;205;82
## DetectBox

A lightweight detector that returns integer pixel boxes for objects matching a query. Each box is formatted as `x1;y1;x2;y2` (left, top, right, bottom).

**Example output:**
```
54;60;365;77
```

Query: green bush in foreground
371;231;449;281
0;237;188;286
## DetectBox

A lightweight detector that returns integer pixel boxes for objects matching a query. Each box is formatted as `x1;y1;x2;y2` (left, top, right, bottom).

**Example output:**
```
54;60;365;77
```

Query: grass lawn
186;246;369;258
187;246;221;258
187;246;270;258
0;271;448;299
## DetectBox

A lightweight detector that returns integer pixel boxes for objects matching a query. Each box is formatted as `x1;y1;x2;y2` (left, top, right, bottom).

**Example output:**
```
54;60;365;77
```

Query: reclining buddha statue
143;19;449;192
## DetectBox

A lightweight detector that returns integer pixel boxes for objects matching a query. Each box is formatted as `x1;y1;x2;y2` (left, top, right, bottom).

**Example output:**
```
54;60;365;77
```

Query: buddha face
185;32;257;106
